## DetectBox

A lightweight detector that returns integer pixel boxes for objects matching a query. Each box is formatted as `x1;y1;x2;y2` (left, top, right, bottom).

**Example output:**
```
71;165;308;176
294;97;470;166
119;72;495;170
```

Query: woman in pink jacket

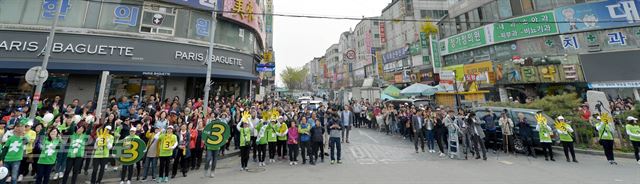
287;120;299;166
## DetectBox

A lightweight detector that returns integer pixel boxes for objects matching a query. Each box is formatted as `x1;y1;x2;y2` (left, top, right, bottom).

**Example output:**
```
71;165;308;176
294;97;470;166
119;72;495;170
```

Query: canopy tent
380;93;397;101
382;85;402;98
400;83;438;96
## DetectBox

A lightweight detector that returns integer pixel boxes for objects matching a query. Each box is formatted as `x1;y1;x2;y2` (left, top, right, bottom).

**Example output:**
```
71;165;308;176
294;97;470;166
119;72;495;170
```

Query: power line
89;0;636;24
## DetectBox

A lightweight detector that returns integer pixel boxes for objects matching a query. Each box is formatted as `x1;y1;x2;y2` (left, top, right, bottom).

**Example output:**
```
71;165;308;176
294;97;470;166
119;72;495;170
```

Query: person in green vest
158;125;177;183
61;124;88;184
266;117;278;163
34;127;62;184
91;125;114;184
555;116;577;163
255;118;270;167
624;116;640;165
276;116;289;160
237;112;254;171
535;112;554;161
0;118;28;184
596;115;617;165
120;128;140;184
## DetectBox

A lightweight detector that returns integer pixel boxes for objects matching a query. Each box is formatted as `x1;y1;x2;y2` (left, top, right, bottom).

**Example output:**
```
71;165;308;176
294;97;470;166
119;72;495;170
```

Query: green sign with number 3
202;121;231;149
114;137;147;165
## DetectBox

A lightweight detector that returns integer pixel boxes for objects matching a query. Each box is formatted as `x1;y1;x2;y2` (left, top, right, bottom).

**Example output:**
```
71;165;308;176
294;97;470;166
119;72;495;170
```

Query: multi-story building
0;0;266;106
337;31;356;88
353;18;382;85
379;0;449;87
438;0;640;102
324;44;340;89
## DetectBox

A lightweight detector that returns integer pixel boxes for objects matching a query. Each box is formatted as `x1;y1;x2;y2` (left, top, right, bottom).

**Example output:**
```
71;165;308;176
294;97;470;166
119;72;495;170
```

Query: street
164;128;640;184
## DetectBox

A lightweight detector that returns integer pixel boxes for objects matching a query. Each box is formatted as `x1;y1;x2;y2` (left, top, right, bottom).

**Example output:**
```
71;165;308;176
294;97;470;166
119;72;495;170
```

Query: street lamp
203;6;218;115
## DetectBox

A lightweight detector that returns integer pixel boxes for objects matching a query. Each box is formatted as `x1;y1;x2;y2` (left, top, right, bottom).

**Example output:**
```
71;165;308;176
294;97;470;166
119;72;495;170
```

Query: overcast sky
272;0;391;87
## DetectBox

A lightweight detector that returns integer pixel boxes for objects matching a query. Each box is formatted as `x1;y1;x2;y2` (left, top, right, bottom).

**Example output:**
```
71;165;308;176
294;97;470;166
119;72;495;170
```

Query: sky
272;0;391;87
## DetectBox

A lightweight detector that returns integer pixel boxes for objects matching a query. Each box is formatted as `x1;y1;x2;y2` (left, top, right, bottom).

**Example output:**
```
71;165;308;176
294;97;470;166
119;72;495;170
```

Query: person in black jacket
517;113;536;158
309;119;325;165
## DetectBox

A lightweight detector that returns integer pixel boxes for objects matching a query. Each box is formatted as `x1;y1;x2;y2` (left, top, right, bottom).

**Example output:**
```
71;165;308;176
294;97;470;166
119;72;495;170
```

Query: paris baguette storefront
0;30;256;105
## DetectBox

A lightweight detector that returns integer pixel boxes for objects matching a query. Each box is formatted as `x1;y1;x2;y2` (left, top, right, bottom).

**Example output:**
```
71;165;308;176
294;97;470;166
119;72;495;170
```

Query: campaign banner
555;0;640;33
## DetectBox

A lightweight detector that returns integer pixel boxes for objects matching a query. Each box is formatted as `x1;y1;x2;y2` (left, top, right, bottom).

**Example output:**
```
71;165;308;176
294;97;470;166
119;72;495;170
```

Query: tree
420;18;439;36
280;66;309;90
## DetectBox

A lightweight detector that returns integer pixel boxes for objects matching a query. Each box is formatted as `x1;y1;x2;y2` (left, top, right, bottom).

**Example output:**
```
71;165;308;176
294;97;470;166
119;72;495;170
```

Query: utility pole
203;8;218;115
29;0;62;121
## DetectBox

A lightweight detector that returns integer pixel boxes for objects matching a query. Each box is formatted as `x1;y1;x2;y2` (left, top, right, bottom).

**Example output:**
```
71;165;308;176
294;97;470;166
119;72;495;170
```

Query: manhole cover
246;167;266;173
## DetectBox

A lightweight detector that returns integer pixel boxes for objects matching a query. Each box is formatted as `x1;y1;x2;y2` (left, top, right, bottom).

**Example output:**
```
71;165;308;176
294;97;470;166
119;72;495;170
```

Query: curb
552;146;635;159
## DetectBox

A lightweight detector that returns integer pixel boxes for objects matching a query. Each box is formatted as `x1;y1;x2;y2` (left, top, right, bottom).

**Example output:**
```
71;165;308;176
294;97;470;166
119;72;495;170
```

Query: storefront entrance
108;75;167;102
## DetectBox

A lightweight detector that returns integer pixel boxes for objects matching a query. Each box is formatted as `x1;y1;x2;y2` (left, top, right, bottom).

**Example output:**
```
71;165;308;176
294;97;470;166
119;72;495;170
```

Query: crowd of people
347;98;639;166
0;94;638;184
0;95;357;184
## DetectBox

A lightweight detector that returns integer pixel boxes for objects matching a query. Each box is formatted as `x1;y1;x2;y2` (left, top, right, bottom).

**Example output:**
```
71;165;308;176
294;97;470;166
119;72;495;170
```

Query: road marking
359;130;379;144
499;161;513;165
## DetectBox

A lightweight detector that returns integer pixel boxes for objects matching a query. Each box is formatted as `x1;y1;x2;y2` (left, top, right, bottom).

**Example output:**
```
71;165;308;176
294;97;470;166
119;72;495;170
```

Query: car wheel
513;138;526;153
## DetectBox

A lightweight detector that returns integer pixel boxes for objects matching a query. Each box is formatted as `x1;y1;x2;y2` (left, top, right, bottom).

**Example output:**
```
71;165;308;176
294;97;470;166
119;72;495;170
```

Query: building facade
0;0;267;106
438;0;640;101
379;0;449;87
353;18;382;86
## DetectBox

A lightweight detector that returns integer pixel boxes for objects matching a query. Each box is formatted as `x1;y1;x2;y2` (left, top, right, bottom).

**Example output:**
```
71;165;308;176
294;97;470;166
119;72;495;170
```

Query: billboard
221;0;265;46
555;0;640;33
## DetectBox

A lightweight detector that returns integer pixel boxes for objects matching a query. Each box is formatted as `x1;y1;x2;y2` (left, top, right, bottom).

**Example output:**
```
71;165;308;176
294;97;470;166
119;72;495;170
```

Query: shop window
174;9;190;38
521;0;535;14
509;0;523;17
109;75;166;105
83;1;102;29
139;2;177;36
534;0;554;11
187;10;213;41
498;0;514;19
0;74;68;109
555;0;576;7
98;0;143;33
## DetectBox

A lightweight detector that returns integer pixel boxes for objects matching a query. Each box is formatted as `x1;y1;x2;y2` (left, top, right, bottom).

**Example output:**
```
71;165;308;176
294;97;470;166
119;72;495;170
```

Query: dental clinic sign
0;40;135;56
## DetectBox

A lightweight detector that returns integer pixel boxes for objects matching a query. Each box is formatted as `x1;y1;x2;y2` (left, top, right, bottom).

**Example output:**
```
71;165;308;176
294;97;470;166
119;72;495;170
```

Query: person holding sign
535;112;554;161
158;125;177;182
202;120;230;178
256;113;270;167
237;111;254;171
61;125;88;184
91;125;114;184
34;127;61;184
596;114;617;165
555;116;577;163
119;128;140;184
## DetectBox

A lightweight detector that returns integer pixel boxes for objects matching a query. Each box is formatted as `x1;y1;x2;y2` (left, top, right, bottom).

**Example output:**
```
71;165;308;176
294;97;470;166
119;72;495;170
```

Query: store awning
400;83;438;96
383;85;402;98
0;61;257;80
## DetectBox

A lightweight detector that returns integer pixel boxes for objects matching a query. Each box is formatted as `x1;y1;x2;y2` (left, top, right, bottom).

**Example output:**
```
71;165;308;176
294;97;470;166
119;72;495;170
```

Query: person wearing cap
276;116;289;160
266;116;279;163
0;118;27;184
61;124;88;184
625;116;640;165
91;125;114;184
555;116;577;163
158;125;177;182
498;110;514;154
18;120;36;182
596;115;617;165
119;127;141;184
535;112;555;162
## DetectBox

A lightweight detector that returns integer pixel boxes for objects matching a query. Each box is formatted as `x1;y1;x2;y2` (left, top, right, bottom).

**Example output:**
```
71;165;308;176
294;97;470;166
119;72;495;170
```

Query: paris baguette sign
0;30;251;72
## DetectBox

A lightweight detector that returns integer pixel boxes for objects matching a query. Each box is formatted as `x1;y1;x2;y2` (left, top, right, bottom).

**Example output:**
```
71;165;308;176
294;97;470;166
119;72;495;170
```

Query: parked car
471;107;556;153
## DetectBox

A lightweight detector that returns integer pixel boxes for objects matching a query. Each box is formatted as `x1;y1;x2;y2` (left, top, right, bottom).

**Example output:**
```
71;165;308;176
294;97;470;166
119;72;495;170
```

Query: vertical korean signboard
429;35;442;73
380;22;387;44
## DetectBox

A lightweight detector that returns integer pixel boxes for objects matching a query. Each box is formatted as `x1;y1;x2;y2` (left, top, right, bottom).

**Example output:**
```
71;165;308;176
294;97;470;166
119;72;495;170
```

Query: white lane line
359;130;379;144
499;161;513;165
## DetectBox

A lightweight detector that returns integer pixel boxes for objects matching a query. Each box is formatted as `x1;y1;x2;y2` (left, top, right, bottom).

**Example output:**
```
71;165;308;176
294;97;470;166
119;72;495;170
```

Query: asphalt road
99;128;639;184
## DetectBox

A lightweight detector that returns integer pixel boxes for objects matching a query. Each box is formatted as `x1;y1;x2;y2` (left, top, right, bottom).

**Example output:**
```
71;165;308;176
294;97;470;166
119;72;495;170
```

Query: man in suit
340;105;355;143
412;109;425;153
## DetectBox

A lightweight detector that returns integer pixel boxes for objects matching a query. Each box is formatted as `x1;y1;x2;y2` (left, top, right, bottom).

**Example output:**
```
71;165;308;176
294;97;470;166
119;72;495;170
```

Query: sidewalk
552;146;635;159
18;149;240;184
